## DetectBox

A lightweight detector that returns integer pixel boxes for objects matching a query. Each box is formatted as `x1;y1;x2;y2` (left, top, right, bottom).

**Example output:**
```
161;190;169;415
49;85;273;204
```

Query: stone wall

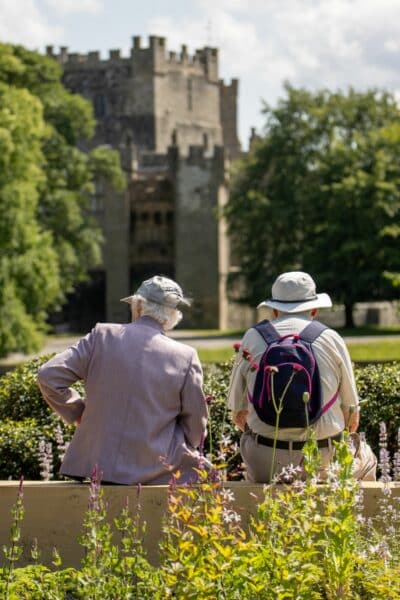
219;79;242;160
0;481;398;569
174;145;229;328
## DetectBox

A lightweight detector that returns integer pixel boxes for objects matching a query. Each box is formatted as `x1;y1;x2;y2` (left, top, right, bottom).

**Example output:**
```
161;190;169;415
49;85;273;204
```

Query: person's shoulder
164;335;197;357
319;324;344;341
92;322;126;336
318;324;348;349
237;325;266;352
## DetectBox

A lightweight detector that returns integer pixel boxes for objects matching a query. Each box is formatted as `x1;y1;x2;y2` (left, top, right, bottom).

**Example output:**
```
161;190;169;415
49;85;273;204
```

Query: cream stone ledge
0;481;398;568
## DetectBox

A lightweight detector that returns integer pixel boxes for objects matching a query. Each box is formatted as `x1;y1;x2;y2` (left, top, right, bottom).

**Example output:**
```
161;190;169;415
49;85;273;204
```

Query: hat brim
257;293;332;313
120;295;191;307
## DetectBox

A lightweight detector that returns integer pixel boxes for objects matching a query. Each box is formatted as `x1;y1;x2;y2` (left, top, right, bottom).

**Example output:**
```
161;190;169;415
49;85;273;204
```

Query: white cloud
45;0;103;14
0;0;62;48
148;0;400;145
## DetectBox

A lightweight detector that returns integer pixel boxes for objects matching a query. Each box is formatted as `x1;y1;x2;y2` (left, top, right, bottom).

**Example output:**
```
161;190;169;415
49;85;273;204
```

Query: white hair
130;294;182;331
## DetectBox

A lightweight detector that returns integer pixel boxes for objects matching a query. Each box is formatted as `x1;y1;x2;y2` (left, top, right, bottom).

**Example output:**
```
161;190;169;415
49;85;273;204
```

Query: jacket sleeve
179;350;208;449
37;327;96;424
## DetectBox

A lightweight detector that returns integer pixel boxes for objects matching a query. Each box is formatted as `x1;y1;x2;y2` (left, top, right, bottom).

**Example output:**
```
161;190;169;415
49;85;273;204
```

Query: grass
336;325;400;337
198;348;235;363
348;339;400;362
198;338;400;364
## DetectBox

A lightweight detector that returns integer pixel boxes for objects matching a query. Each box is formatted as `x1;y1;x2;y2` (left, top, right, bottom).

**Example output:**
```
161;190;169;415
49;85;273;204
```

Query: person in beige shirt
227;271;377;483
38;276;208;485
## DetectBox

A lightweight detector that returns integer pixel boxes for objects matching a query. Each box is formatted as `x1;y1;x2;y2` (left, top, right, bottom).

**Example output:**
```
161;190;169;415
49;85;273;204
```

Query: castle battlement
46;36;219;81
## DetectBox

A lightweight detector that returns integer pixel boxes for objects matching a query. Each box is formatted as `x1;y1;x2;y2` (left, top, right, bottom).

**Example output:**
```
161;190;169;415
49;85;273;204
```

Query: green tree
225;85;400;326
0;43;125;355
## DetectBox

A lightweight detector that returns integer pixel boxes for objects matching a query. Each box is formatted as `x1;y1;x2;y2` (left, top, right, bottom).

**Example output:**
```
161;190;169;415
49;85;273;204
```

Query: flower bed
1;440;400;598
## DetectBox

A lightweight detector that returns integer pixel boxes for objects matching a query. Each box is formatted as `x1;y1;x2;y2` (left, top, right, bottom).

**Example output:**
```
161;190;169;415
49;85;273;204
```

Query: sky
1;0;400;148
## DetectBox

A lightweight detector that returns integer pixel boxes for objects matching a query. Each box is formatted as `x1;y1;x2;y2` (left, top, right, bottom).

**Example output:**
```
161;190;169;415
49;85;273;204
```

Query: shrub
0;355;76;479
0;418;72;480
0;419;47;480
203;360;243;478
0;356;399;480
0;354;83;424
355;362;400;457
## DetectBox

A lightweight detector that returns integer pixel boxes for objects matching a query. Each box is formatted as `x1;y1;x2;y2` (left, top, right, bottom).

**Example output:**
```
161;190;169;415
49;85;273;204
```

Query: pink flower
233;343;241;353
250;362;259;372
242;348;252;361
205;395;214;404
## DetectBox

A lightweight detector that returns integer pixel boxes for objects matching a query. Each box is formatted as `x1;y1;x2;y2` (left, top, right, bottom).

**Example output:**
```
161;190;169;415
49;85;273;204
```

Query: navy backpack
250;320;338;428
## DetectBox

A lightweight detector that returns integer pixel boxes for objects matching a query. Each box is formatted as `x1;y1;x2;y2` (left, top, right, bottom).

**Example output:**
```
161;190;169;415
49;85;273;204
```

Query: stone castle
46;35;251;330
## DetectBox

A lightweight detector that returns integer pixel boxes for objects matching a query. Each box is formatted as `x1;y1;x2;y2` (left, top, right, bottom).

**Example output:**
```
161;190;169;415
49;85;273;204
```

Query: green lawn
198;347;235;363
198;338;400;364
347;339;400;362
336;325;400;337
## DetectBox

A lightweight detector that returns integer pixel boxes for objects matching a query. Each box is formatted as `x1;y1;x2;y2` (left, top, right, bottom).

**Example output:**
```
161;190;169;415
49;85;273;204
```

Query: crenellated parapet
46;36;219;81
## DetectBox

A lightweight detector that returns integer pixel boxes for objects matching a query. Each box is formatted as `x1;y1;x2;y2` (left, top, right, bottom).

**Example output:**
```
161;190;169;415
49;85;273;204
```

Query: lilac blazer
37;316;208;484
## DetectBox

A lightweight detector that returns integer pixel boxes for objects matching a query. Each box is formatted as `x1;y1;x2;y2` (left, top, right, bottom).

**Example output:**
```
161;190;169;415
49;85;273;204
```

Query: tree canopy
0;43;125;355
225;85;400;326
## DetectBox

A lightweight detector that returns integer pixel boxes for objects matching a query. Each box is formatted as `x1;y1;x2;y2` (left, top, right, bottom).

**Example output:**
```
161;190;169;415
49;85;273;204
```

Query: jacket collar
133;315;165;333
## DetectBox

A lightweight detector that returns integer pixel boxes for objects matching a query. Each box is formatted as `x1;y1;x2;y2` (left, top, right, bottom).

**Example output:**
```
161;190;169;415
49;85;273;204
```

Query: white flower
220;433;233;447
221;488;235;503
222;508;241;524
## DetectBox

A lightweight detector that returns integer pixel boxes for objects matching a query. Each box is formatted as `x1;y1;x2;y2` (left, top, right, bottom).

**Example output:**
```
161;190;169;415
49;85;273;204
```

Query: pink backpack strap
320;390;339;415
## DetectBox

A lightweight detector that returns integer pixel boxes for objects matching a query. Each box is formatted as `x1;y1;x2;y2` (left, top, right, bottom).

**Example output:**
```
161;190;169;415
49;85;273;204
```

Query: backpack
250;320;338;428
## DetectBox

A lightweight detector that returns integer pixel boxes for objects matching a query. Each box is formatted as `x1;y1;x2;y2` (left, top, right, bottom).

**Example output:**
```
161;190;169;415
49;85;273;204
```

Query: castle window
94;94;107;118
141;212;149;221
166;211;173;224
154;211;162;225
203;133;209;150
187;78;193;111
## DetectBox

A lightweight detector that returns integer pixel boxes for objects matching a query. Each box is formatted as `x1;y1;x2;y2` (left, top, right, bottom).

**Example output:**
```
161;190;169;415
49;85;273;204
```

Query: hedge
0;356;398;479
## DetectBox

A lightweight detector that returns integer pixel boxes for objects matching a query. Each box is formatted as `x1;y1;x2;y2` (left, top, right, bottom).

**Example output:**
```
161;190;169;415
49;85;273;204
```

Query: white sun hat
257;271;332;313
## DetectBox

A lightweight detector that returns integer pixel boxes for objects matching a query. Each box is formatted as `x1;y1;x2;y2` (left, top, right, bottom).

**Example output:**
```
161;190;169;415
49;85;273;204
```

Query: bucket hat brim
257;292;332;313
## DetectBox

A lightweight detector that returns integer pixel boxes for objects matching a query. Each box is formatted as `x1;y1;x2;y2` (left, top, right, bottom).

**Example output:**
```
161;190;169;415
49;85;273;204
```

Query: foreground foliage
1;439;400;599
0;357;399;480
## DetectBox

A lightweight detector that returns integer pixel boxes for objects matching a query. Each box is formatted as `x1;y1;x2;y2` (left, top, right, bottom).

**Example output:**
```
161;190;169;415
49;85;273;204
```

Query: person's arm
227;349;249;432
342;406;359;432
37;328;96;425
232;409;249;432
179;350;208;448
333;332;360;432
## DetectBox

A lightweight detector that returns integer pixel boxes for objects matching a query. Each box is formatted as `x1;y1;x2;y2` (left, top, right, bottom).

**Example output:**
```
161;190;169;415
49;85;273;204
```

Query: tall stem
269;370;298;483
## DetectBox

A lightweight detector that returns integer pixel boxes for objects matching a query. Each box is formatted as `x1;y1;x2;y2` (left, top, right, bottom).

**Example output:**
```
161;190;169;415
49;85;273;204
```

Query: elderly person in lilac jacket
37;276;208;485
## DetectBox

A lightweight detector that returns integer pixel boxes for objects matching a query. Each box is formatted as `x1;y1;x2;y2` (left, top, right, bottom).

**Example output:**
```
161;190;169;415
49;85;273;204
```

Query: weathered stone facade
46;36;243;329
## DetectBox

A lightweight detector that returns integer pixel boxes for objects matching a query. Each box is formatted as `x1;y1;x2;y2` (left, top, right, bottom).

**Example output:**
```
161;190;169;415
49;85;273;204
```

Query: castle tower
172;145;230;328
47;36;241;329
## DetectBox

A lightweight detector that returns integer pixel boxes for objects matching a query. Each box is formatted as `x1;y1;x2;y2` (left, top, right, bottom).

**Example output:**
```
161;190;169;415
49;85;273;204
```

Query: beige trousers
240;429;377;483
